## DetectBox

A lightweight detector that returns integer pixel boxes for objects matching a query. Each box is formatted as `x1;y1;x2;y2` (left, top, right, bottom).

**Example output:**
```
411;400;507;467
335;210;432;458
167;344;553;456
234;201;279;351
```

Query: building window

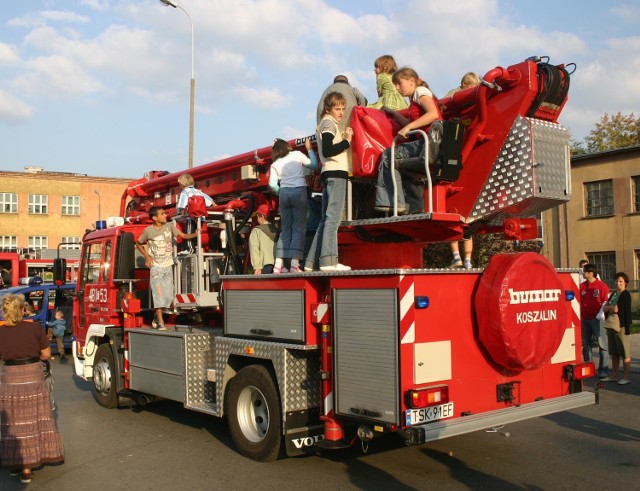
28;236;48;250
587;252;616;288
584;180;613;217
0;236;17;250
0;193;18;213
633;176;640;213
61;237;81;249
61;196;80;216
28;194;48;214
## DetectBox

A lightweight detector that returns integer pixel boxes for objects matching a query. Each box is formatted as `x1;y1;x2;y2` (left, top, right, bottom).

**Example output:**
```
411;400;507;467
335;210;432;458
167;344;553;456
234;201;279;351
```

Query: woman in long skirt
0;293;64;483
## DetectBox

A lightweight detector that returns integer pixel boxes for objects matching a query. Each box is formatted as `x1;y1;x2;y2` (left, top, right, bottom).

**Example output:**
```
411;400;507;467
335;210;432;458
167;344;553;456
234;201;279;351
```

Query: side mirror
53;258;67;285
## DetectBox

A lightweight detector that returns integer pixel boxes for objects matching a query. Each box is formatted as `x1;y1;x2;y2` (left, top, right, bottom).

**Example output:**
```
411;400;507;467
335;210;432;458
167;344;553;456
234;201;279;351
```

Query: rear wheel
93;343;118;409
227;365;282;461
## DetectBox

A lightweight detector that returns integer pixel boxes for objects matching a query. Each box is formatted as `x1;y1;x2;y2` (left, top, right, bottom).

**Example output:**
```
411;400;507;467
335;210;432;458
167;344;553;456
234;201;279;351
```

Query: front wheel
93;343;118;409
227;365;282;461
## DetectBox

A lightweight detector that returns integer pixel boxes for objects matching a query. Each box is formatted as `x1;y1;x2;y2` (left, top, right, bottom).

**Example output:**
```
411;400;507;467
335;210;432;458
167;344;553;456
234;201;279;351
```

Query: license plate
406;402;454;425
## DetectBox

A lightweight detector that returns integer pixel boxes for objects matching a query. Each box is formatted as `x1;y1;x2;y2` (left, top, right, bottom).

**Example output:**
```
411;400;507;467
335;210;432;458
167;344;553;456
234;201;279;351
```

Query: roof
0;170;133;182
571;145;640;166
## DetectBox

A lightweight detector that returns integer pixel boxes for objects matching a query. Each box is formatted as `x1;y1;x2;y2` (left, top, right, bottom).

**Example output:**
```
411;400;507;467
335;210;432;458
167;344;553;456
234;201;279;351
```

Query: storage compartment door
334;289;399;424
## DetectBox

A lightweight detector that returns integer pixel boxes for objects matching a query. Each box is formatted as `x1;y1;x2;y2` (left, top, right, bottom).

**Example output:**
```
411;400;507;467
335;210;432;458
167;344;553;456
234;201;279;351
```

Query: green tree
423;234;542;269
583;112;640;153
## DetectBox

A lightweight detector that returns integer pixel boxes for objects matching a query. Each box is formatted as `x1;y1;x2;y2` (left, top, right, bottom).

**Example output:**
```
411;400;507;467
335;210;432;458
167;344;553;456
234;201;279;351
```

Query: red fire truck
69;57;597;461
0;252;79;288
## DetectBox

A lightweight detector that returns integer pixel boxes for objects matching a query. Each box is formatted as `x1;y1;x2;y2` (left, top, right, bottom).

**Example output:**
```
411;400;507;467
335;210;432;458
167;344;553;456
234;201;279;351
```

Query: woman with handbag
0;293;65;483
601;272;633;385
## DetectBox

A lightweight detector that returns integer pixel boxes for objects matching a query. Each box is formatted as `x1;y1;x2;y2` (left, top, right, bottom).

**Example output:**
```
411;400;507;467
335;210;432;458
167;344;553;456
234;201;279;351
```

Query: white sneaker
320;263;351;272
617;378;630;385
304;266;315;272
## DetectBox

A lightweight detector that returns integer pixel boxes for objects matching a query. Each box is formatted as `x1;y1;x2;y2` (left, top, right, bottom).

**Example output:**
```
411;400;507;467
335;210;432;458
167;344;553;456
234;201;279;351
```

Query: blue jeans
375;139;425;213
276;186;307;259
304;176;346;269
581;317;609;375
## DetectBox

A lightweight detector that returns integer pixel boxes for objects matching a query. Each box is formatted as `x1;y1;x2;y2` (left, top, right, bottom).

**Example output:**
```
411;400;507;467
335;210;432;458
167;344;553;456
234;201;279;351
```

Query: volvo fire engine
69;57;597;461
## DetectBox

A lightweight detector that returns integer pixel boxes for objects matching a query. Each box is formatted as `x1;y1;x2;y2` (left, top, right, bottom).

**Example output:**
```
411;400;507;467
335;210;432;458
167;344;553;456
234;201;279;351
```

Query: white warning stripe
401;321;415;344
323;391;334;415
316;303;329;323
570;272;580;326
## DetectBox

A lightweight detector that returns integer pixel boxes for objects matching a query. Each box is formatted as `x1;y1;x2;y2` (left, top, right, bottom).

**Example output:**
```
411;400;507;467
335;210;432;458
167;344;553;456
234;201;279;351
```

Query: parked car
0;280;76;355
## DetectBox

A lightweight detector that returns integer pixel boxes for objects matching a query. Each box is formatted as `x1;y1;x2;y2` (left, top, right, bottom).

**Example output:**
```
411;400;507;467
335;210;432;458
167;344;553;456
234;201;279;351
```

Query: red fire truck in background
68;57;597;461
0;251;79;288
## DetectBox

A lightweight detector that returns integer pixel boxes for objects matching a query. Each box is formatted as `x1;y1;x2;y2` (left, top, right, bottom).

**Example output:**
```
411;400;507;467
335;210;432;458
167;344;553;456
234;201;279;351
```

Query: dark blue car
0;281;76;355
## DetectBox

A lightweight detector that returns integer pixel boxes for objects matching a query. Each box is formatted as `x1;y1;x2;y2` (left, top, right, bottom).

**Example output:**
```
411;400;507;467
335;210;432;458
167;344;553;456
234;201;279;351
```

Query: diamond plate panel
285;349;321;410
531;119;571;200
470;116;570;223
470;115;533;221
184;332;217;409
213;337;320;422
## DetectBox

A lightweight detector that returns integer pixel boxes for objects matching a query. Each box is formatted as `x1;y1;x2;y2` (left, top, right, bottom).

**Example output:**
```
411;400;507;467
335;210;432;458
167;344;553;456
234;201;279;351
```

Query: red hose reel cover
474;253;567;371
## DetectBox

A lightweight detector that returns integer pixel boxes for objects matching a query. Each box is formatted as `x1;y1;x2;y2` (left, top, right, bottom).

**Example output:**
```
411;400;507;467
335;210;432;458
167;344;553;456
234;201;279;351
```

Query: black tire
227;365;282;461
93;343;118;409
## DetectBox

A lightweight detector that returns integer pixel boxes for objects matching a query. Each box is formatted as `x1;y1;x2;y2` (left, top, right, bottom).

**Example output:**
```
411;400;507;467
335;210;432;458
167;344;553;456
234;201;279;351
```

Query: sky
1;0;639;178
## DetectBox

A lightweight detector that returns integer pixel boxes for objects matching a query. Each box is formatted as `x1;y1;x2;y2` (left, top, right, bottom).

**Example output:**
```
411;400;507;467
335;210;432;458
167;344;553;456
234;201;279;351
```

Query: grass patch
631;322;640;334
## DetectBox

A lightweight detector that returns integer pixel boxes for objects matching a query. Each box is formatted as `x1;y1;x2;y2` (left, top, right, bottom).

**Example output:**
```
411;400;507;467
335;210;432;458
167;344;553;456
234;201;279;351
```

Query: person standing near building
136;207;197;330
580;263;610;377
578;259;588;283
601;272;632;385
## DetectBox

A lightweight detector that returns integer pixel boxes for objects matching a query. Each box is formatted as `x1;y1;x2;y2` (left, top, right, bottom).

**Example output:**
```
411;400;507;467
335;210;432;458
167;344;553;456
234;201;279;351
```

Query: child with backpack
176;173;215;252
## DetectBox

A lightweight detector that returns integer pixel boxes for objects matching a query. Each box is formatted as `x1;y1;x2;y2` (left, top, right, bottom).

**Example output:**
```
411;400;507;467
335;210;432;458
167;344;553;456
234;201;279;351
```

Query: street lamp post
94;190;101;222
160;0;195;168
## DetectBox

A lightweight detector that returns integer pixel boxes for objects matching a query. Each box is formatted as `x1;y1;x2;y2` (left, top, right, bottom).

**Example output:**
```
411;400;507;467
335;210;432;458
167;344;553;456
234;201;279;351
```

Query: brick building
541;145;640;308
0;168;132;254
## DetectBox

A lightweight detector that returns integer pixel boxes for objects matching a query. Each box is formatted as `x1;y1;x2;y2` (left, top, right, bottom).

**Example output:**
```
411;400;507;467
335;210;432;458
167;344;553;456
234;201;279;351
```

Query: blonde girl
367;55;408;111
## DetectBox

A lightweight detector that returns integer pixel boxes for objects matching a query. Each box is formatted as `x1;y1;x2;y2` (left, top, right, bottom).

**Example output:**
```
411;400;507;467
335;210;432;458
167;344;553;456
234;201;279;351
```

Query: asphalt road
2;336;639;490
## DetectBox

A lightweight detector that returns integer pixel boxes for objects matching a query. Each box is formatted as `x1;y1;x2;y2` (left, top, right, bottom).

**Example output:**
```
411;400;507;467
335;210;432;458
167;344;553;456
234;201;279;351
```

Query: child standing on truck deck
176;173;215;253
304;92;353;272
367;55;408;111
136;206;197;330
269;138;318;273
46;309;66;360
446;72;479;268
375;67;443;215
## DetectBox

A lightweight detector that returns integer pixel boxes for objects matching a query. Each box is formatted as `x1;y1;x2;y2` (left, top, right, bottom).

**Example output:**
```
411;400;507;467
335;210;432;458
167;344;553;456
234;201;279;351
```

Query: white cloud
39;10;90;23
0;43;20;65
0;90;33;122
80;0;110;11
12;55;105;99
233;86;290;110
611;3;640;23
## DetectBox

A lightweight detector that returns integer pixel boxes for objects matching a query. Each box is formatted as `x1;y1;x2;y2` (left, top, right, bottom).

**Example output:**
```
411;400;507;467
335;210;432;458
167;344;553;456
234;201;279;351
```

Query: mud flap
284;424;326;456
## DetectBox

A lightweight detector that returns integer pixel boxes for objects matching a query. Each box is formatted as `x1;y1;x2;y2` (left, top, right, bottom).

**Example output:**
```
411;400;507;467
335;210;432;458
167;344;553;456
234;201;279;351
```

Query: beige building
0;168;133;254
542;145;640;307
